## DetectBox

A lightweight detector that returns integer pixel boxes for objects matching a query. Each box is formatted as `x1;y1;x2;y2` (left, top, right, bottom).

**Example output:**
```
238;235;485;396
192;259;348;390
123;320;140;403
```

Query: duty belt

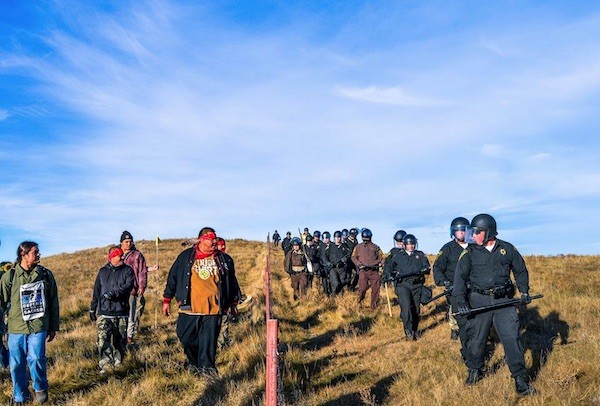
472;287;495;296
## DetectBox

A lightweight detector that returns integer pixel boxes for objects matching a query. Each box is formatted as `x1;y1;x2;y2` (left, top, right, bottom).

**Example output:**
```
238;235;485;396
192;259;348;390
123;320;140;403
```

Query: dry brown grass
1;241;598;405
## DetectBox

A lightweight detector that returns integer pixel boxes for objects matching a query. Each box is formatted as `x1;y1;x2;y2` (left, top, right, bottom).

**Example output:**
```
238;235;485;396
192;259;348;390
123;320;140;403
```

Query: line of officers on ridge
279;213;537;396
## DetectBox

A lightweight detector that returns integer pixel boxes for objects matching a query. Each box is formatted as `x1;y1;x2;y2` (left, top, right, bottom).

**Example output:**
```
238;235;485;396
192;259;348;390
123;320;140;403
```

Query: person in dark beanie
162;227;240;374
90;246;135;373
0;242;59;405
119;231;157;346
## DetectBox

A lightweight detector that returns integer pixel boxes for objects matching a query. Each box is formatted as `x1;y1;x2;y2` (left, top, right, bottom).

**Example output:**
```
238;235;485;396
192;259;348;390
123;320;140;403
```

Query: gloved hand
520;292;532;305
102;291;116;300
456;303;471;316
444;280;453;289
89;311;97;322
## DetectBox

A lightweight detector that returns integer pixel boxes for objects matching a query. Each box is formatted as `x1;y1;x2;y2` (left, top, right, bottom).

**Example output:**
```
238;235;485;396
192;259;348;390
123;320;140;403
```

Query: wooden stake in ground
384;282;393;317
154;234;161;329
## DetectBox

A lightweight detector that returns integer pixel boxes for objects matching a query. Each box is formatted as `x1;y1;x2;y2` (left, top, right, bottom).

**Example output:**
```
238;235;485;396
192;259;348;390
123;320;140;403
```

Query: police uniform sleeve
351;246;361;268
452;249;471;305
284;251;292;274
432;246;449;286
510;245;530;294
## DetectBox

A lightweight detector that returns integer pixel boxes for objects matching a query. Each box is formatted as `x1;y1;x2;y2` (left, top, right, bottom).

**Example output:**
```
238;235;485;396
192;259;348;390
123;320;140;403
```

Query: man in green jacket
0;241;60;405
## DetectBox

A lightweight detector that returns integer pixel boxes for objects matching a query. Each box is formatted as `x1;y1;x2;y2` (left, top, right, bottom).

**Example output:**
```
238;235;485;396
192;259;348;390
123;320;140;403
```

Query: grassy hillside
1;240;598;405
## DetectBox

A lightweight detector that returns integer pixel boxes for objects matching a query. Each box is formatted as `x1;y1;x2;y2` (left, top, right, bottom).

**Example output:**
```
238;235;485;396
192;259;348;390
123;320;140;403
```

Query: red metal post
266;319;279;406
265;234;271;319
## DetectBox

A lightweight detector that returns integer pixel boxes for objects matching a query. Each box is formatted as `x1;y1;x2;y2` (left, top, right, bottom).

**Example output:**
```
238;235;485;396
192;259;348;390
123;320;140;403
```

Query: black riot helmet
333;230;342;238
361;228;373;241
341;228;349;237
402;234;417;246
306;234;313;242
291;237;301;246
349;228;359;236
470;213;498;243
313;230;321;238
394;230;407;242
450;217;470;238
322;231;331;239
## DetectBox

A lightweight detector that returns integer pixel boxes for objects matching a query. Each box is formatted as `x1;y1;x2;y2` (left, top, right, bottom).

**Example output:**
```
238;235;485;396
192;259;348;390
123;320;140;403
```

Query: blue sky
1;1;599;259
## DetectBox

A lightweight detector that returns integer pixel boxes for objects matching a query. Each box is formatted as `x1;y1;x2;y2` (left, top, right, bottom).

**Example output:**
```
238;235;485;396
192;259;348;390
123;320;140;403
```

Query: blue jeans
8;331;48;402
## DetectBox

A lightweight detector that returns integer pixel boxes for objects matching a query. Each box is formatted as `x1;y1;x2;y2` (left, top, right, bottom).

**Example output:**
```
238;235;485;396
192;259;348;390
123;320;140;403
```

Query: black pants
329;266;348;295
176;313;222;371
395;281;422;333
465;292;526;377
448;295;470;365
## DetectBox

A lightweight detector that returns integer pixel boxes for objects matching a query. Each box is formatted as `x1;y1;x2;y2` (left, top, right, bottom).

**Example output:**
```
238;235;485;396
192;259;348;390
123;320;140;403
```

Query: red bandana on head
195;232;217;259
108;247;124;261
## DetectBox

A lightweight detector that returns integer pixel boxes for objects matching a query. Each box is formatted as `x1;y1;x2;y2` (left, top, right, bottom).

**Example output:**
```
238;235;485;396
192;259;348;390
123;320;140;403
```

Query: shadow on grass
520;307;569;381
320;373;399;406
278;309;322;330
299;317;376;351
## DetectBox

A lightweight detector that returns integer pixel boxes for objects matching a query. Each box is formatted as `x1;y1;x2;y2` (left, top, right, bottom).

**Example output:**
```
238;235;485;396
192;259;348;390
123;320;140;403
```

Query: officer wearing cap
384;234;430;340
281;232;293;255
351;229;383;309
433;218;470;341
322;231;351;295
453;214;535;395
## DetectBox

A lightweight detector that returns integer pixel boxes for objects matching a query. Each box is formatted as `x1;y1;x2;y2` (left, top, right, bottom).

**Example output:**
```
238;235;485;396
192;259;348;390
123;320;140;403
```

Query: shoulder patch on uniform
458;249;468;261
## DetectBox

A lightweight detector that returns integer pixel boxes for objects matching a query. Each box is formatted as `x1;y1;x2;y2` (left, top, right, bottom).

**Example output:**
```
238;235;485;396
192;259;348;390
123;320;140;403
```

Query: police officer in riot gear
453;214;535;395
433;217;470;341
323;231;351;295
384;234;430;340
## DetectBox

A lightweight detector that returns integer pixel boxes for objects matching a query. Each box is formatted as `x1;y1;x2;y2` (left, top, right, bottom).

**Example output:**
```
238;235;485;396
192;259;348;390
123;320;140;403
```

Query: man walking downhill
163;227;240;374
0;242;59;405
119;231;157;347
90;246;135;374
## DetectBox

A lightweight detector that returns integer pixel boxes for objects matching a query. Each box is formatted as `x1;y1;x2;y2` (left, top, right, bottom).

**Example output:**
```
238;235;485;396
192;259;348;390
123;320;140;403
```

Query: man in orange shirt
162;227;240;374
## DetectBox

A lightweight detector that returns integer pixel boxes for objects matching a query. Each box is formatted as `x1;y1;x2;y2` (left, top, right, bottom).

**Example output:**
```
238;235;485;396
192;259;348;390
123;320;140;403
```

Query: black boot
404;330;414;341
515;374;536;395
450;330;459;340
465;368;483;385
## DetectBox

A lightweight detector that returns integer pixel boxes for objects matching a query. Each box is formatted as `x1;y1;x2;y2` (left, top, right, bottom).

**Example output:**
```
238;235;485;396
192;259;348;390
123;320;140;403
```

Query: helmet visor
465;226;487;245
451;225;468;241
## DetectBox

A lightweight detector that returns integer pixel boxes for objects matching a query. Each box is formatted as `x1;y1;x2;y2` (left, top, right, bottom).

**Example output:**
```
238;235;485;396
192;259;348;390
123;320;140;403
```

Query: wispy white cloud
336;86;444;106
0;109;9;120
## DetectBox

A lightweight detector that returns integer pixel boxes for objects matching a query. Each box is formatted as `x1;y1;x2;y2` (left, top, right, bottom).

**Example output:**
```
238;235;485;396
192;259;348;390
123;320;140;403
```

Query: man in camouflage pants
90;246;135;373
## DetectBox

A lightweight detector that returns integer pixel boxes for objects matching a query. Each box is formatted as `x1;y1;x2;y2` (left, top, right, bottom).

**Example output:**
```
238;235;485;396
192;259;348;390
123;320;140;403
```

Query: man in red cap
162;227;241;374
90;246;135;374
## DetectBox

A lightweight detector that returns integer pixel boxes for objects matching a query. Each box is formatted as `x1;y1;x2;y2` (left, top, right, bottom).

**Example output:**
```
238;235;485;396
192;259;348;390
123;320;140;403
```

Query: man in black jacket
162;227;240;374
90;246;135;373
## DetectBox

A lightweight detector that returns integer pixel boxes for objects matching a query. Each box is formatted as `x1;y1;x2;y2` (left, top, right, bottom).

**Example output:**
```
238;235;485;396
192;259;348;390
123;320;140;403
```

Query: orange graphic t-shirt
184;257;221;315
